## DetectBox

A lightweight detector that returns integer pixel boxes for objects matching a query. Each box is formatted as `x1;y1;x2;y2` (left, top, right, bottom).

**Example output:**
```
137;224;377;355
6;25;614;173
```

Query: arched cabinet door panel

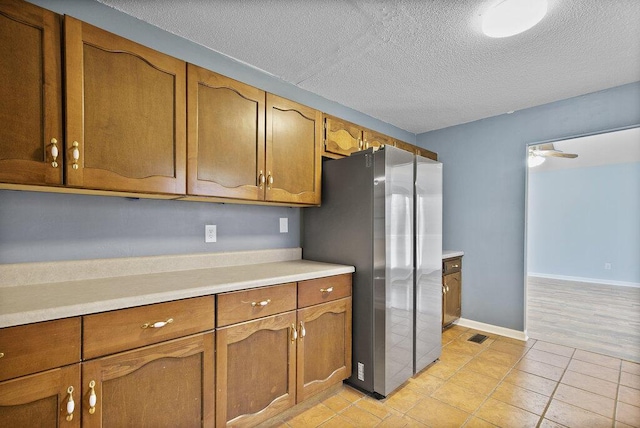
187;64;265;200
64;16;186;195
265;94;322;205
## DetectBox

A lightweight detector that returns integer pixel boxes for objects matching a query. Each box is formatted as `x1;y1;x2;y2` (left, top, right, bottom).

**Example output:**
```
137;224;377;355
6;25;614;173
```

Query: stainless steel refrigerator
303;145;443;397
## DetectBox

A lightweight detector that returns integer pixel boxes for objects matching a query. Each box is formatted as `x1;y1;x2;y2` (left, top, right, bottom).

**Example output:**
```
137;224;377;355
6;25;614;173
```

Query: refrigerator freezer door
373;146;415;397
414;156;443;373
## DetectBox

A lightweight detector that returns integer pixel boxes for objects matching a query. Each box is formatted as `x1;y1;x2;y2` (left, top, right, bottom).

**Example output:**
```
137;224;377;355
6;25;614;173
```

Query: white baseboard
454;318;528;342
528;273;640;288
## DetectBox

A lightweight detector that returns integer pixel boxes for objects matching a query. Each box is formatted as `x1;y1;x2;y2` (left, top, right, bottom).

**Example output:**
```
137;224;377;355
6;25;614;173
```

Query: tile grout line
534;346;576;428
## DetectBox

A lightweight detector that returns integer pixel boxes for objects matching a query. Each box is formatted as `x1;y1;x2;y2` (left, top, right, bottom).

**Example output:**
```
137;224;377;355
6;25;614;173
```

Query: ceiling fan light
528;153;546;168
482;0;548;38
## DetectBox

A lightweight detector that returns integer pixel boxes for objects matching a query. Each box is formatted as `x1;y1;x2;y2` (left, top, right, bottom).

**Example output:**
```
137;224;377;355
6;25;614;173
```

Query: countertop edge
442;250;464;259
0;261;354;329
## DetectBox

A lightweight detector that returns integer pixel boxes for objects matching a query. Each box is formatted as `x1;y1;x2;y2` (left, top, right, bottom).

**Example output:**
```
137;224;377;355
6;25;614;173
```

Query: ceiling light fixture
482;0;548;38
528;152;546;167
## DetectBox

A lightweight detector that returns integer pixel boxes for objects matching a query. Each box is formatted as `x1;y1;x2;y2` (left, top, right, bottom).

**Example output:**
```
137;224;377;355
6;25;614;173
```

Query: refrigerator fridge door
414;156;443;373
373;146;415;396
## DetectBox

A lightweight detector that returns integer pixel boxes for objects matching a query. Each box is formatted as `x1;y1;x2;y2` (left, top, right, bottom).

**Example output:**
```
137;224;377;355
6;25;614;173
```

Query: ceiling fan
528;143;578;167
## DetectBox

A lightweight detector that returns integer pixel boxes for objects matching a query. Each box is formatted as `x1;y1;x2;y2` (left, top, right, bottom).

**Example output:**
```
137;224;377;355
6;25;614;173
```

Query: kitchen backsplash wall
0;190;300;264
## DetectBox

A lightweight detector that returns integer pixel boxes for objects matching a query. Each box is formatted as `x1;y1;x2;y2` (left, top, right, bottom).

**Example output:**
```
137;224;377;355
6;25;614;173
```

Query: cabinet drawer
444;258;462;275
83;296;215;359
217;283;296;327
297;274;352;308
0;317;81;382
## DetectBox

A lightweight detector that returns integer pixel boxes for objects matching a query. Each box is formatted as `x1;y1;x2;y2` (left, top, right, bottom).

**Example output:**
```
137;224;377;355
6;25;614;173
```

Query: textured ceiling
96;0;640;134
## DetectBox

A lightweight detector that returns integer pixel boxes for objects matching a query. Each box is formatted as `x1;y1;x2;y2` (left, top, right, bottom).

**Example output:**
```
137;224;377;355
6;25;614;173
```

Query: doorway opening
524;126;640;362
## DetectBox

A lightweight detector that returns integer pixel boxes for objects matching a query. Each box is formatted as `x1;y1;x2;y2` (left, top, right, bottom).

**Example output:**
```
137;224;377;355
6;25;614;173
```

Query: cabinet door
187;65;266;200
0;0;63;185
265;94;322;205
296;297;352;402
324;115;363;157
0;364;80;427
443;272;461;326
216;311;296;427
82;333;214;428
64;17;186;195
363;129;394;151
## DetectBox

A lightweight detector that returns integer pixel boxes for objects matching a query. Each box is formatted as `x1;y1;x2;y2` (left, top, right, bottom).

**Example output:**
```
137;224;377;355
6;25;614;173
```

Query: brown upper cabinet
324;115;363;157
362;129;395;151
265;94;322;205
0;0;63;186
64;16;186;195
324;114;438;161
188;66;321;205
187;65;265;201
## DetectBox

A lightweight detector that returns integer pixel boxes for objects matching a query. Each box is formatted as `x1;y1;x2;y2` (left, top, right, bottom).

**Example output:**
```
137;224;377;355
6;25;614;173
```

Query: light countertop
443;250;464;259
0;249;353;328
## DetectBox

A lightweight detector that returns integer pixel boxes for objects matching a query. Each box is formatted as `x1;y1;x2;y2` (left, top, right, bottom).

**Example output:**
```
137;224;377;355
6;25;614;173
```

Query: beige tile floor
261;325;640;428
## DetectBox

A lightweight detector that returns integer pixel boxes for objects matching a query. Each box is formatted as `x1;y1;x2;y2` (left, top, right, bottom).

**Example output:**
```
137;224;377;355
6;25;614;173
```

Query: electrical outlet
604;262;611;270
279;217;288;233
357;362;364;381
205;225;216;243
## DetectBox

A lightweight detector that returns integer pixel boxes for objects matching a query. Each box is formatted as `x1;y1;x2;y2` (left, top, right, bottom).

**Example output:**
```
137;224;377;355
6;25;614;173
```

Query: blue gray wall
417;81;640;331
0;190;300;263
1;0;415;264
527;162;640;284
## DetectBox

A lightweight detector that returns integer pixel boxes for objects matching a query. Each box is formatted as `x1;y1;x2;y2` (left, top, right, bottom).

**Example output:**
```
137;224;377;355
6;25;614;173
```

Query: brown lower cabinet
82;333;214;428
0;364;81;427
443;257;462;328
0;274;351;427
216;274;352;427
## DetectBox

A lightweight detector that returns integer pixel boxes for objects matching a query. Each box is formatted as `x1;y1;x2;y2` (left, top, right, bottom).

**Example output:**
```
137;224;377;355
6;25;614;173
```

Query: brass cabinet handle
141;318;173;329
258;170;266;189
0;352;4;359
446;285;450;293
267;172;273;189
364;141;370;149
88;380;97;415
442;285;446;295
452;264;459;268
290;323;297;342
251;299;271;308
299;321;306;339
71;141;80;170
320;287;333;293
358;139;363;149
50;138;59;168
65;386;75;421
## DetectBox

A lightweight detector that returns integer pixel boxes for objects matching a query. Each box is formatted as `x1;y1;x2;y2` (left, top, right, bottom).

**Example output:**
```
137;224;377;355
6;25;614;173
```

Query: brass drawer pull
290;324;298;342
88;380;97;415
71;141;80;170
299;321;306;339
0;352;4;359
251;299;271;308
320;287;334;293
141;318;174;329
451;264;459;268
50;138;59;168
65;386;75;421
